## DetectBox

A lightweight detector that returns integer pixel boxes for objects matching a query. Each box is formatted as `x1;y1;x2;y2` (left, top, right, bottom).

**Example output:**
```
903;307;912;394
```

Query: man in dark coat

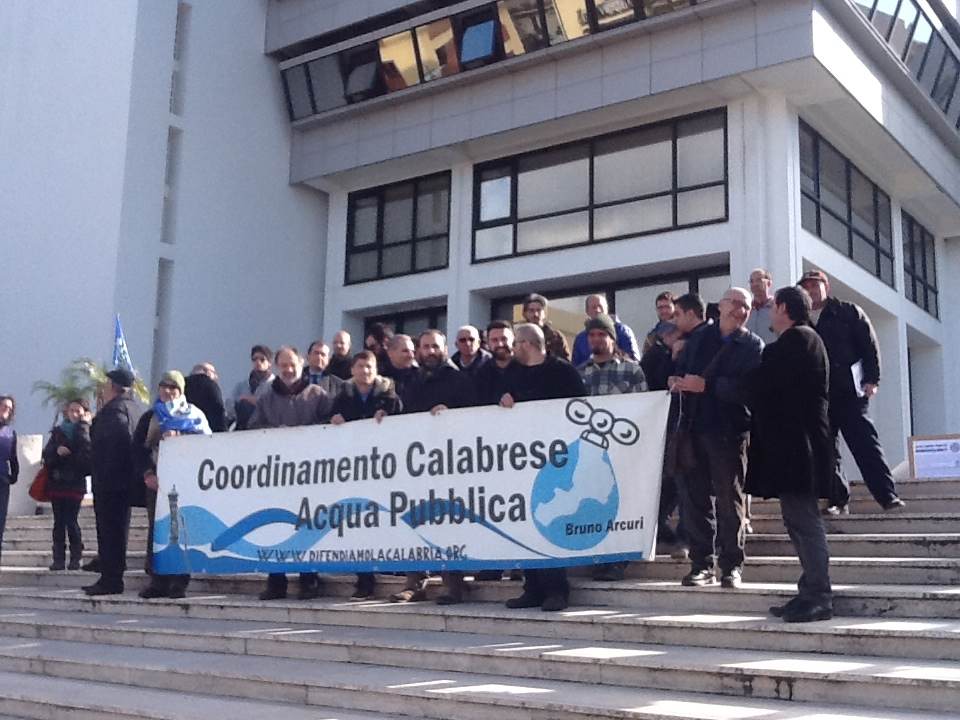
185;364;228;433
85;368;144;596
744;286;833;623
502;323;587;612
798;270;903;513
380;334;418;405
330;350;403;601
450;325;492;378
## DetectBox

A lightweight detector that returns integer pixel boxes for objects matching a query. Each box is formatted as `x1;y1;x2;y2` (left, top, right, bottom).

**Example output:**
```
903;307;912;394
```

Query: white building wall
266;0;416;53
0;0;139;434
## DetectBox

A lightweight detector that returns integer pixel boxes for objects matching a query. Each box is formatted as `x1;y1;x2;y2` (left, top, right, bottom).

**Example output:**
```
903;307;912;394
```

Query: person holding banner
251;346;335;601
391;329;476;604
135;371;211;599
744;286;834;622
474;321;522;406
330;350;403;600
501;323;587;612
579;313;648;581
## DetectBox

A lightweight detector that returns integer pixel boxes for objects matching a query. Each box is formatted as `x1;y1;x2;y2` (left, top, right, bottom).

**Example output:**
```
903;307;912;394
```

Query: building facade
3;0;959;481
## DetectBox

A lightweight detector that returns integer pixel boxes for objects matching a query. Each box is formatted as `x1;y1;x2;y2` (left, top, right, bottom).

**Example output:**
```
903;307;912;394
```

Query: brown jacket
248;377;333;429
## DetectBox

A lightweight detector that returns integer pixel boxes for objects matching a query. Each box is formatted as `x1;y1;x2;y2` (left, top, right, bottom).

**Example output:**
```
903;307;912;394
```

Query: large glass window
473;108;727;261
346;173;450;284
282;0;710;121
799;121;894;286
366;306;448;338
902;211;939;317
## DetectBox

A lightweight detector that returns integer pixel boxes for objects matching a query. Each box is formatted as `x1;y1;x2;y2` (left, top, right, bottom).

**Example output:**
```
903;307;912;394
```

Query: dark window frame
364;306;448;337
799;120;895;286
345;171;452;285
280;0;704;122
470;107;728;263
901;210;939;317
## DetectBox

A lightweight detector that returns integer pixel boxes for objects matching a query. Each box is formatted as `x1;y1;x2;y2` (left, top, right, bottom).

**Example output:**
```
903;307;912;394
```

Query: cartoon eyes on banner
565;399;640;449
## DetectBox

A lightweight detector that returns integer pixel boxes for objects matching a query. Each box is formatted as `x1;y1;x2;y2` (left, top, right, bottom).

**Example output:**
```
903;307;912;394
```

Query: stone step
624;556;960;585
1;568;958;619
742;533;960;558
748;512;960;534
0;632;957;716
2;526;147;542
754;495;960;514
2;593;960;663
0;670;395;720
7;550;959;584
850;478;960;498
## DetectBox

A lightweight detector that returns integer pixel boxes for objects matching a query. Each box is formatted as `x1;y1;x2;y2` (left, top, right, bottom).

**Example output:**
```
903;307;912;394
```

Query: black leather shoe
138;584;168;599
83;582;123;596
782;601;833;623
258;586;287;601
540;594;568;612
81;558;100;573
681;569;717;587
167;587;187;600
505;592;542;609
769;596;802;617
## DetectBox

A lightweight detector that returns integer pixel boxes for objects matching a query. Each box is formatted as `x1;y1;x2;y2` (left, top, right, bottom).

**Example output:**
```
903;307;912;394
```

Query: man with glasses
451;325;491;378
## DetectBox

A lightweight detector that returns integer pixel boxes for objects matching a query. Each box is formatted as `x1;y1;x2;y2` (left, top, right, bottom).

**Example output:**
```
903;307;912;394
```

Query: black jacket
451;349;492;378
42;422;92;496
184;374;228;433
814;296;881;399
380;364;419;410
90;393;143;494
508;356;586;402
677;323;763;435
326;354;353;381
474;359;523;405
639;338;675;392
331;378;403;421
744;325;832;499
405;361;476;413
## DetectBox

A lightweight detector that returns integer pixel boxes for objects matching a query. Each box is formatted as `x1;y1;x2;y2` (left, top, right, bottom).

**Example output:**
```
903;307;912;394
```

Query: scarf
272;375;310;397
59;420;77;442
249;369;272;394
153;396;212;435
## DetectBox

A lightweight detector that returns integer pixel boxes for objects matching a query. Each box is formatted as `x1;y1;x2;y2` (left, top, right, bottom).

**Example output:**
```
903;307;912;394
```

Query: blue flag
112;314;135;372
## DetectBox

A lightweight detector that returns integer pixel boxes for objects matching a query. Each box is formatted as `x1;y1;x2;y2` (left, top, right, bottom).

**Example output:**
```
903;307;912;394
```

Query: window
902;212;939;317
799;121;894;286
473;108;727;261
365;306;448;337
346;173;450;284
280;0;708;121
887;1;919;58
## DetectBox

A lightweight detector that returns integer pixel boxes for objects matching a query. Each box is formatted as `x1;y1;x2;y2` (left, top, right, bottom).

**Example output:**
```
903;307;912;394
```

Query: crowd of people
0;267;902;623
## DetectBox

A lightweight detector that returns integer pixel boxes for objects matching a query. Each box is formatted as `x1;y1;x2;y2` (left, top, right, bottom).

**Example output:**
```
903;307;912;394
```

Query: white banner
153;392;670;574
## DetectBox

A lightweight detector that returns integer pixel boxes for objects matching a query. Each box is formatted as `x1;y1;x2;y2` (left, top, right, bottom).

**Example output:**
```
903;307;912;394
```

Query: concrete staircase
0;479;958;719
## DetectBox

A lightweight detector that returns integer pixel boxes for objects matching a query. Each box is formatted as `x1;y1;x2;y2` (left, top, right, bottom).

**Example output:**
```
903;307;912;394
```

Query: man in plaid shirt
578;313;648;580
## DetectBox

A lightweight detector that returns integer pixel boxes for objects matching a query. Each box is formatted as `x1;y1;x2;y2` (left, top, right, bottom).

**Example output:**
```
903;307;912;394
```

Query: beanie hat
585;313;617;341
160;370;186;393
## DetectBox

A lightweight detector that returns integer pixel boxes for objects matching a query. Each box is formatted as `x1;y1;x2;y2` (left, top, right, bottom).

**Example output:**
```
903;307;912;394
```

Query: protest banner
153;392;670;574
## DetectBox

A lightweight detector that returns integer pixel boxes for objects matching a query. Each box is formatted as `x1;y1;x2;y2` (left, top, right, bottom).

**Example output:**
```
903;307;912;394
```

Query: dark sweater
508;356;586;403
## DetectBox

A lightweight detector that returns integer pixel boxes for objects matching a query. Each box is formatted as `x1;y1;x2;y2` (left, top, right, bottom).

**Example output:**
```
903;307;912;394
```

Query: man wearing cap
798;270;904;513
85;368;144;596
133;371;212;599
521;293;571;361
579;313;647;580
572;295;640;367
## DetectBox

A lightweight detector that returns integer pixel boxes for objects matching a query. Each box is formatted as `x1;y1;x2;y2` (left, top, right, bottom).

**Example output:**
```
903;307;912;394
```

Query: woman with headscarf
42;398;92;570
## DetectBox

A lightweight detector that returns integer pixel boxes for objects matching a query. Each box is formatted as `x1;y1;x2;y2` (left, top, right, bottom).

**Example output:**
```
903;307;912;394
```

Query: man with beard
501;323;586;612
474;320;522;405
250;346;335;601
578;313;647;581
327;330;353;381
521;293;570;361
390;329;475;604
232;345;274;430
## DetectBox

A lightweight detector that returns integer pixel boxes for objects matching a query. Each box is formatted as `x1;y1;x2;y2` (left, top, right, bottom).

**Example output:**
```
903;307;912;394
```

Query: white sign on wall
154;393;670;574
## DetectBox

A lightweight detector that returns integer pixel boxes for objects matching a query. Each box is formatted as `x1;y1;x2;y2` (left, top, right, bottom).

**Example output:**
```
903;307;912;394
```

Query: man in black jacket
474;320;522;405
670;289;763;589
798;270;903;512
390;330;476;603
85;368;144;596
502;323;587;612
380;334;418;405
745;286;834;622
